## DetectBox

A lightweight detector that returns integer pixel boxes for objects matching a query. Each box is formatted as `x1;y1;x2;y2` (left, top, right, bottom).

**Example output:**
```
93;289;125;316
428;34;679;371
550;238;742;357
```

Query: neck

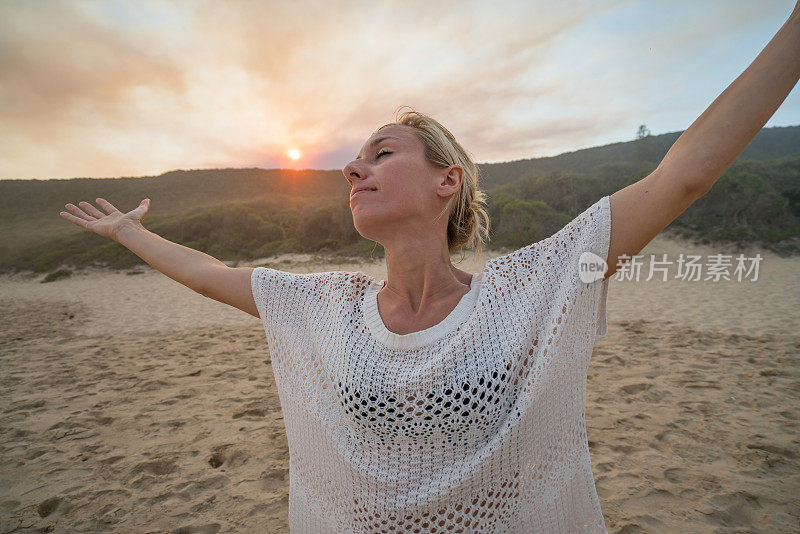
381;238;471;314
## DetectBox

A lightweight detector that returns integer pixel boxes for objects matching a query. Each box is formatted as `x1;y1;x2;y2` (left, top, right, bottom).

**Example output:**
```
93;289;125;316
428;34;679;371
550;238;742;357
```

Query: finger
59;210;90;229
64;203;94;222
78;200;106;219
95;197;121;215
129;200;149;217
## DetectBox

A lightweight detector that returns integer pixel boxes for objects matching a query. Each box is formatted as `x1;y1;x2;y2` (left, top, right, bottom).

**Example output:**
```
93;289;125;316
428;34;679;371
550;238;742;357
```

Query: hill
1;125;798;274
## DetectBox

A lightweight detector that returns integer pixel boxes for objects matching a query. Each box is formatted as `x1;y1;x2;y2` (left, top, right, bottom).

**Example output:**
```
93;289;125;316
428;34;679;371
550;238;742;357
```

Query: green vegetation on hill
668;154;800;251
2;197;367;273
478;124;800;187
1;125;798;274
488;154;800;255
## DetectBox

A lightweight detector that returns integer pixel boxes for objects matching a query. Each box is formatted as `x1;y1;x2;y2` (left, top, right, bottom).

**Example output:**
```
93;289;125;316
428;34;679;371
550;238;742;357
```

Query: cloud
0;0;795;179
0;2;187;133
186;0;624;167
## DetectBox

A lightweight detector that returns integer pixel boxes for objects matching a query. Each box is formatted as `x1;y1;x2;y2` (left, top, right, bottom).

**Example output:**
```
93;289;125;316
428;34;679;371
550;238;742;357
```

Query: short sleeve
486;195;612;341
250;266;328;341
251;267;283;337
595;197;612;338
250;267;272;323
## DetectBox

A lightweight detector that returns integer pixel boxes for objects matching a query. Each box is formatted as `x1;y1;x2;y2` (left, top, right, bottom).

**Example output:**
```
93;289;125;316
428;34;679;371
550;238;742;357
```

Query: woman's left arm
604;3;800;279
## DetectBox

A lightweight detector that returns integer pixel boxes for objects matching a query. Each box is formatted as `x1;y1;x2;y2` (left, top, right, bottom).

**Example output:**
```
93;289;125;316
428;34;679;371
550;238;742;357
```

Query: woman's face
342;124;460;245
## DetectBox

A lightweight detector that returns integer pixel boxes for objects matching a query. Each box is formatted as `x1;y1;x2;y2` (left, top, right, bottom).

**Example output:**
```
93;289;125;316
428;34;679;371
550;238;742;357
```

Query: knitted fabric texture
251;195;612;533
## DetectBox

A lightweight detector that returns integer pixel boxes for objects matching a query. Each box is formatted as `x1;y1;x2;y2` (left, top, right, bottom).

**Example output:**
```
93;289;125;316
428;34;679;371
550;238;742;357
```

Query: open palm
59;197;150;241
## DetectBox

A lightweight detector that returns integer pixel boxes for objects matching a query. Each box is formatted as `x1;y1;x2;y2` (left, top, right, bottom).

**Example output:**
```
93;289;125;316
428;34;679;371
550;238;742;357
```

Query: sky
0;0;798;180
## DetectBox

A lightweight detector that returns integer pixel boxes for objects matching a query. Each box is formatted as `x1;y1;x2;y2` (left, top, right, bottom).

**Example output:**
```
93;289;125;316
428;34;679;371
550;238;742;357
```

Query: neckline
362;271;484;351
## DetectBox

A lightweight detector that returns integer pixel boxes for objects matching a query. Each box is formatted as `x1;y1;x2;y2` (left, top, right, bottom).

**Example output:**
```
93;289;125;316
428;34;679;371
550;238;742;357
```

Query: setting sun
287;148;301;161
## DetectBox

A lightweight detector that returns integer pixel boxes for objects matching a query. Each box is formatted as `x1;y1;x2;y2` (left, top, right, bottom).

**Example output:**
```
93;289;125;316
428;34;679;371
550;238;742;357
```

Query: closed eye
376;149;391;159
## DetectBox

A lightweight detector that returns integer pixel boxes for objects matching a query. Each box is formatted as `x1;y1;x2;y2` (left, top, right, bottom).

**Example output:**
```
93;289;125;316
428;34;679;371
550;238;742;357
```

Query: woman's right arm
116;224;259;318
60;197;260;318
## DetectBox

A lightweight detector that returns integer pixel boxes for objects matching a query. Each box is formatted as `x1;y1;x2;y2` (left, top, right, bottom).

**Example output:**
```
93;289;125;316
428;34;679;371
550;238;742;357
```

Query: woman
59;5;800;533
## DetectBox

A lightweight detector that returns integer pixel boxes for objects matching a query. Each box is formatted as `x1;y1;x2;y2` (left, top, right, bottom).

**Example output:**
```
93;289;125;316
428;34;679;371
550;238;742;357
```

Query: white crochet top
251;195;612;533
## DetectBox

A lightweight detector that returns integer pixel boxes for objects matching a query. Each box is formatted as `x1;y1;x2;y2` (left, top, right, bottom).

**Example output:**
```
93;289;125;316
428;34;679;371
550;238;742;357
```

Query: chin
353;224;379;243
352;213;386;244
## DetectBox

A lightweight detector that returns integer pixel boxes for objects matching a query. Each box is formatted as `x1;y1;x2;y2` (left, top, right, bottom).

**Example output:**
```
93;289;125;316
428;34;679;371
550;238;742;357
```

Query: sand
1;235;798;533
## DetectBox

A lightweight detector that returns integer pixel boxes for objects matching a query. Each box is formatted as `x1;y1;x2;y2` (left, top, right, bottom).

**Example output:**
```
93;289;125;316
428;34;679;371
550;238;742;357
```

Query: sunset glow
0;1;797;179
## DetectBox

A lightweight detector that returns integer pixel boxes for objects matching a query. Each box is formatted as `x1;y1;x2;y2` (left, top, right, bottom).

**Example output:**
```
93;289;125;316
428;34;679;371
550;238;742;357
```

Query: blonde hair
376;107;491;257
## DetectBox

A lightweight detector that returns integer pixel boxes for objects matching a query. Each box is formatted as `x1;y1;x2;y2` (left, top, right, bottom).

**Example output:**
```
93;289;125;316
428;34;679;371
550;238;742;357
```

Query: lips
350;188;376;199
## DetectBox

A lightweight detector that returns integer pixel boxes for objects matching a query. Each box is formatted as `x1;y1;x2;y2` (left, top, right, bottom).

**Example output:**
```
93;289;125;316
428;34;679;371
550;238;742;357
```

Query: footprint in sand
663;467;686;483
261;470;287;492
619;383;651;395
37;496;66;518
208;445;251;469
701;491;762;528
233;408;268;419
129;459;177;476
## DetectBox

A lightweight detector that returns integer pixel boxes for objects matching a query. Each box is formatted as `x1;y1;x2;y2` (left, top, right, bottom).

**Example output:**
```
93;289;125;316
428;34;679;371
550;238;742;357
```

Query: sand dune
1;235;798;532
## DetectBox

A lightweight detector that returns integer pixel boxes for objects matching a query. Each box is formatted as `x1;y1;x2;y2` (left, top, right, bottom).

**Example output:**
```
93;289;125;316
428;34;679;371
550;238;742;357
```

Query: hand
60;197;150;242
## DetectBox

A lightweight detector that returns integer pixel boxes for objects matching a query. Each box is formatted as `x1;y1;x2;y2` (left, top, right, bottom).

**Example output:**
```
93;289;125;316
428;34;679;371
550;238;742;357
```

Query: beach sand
1;235;798;533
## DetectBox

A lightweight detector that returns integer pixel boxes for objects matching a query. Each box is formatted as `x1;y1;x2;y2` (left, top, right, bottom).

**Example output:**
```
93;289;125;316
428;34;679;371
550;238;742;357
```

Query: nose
342;160;363;186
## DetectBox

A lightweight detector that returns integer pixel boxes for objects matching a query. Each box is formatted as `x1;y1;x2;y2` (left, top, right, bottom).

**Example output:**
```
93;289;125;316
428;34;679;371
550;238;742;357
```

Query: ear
437;165;464;198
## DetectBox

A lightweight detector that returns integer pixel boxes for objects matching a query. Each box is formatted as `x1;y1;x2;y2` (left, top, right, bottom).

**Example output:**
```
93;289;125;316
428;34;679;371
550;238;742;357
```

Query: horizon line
4;123;799;182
